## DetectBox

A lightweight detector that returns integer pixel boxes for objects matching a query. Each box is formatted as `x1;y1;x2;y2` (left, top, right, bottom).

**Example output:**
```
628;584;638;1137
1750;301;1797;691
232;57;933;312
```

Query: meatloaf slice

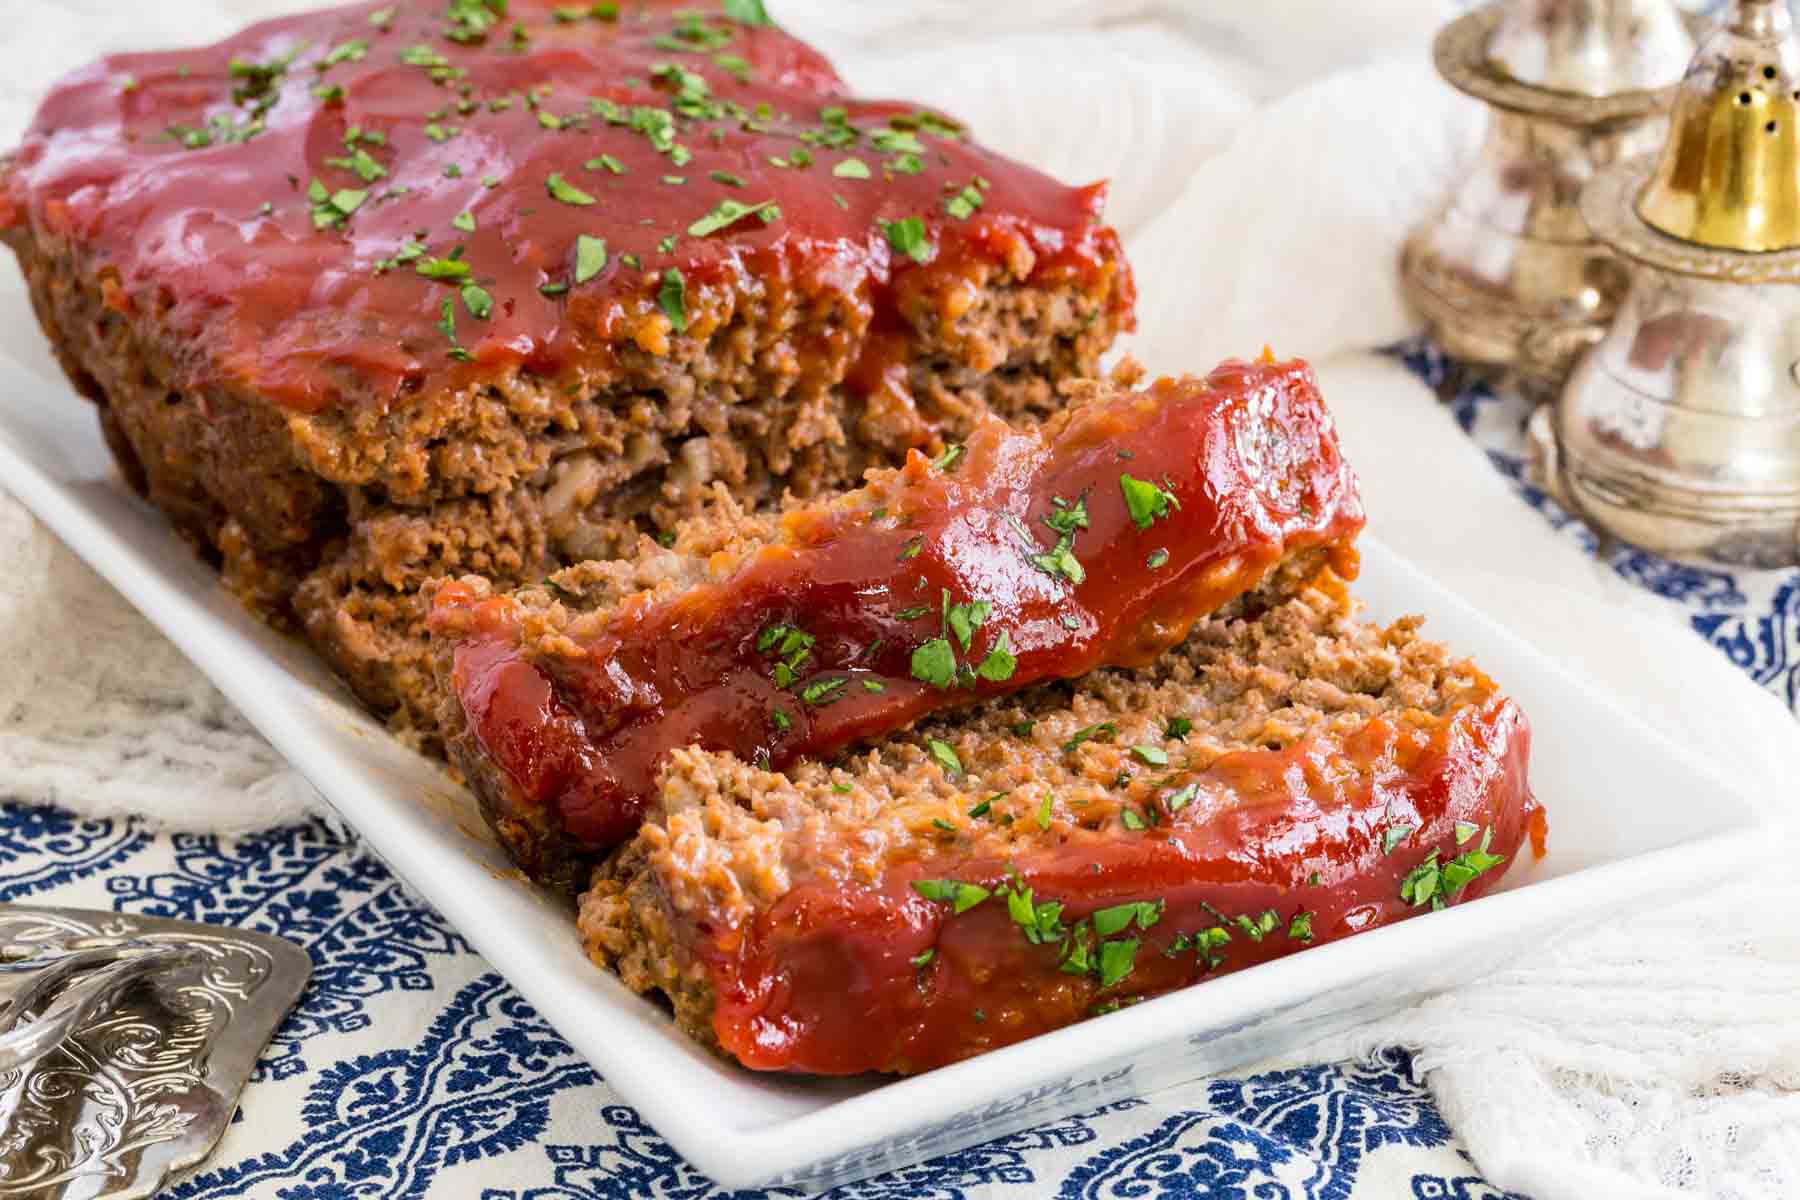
428;357;1366;889
579;576;1542;1075
0;0;1133;744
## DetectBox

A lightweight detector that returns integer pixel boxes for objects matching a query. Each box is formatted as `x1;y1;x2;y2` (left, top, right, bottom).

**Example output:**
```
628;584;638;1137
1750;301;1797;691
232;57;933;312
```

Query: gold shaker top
1636;0;1800;251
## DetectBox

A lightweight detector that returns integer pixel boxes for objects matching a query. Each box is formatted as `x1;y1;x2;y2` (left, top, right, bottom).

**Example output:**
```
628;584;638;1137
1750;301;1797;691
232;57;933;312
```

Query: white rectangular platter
0;351;1777;1191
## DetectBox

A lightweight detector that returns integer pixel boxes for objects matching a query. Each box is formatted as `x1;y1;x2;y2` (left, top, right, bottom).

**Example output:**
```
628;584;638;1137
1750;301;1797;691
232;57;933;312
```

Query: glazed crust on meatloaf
427;358;1366;890
0;0;1133;744
578;575;1542;1075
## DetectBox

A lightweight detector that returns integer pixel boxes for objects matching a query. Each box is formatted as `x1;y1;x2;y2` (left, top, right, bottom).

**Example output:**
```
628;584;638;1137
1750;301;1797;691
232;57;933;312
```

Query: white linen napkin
3;2;1798;1195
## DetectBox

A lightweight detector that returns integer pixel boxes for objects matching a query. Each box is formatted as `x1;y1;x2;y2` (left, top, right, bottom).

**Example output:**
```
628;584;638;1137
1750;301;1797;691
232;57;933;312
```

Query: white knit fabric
3;2;1798;1196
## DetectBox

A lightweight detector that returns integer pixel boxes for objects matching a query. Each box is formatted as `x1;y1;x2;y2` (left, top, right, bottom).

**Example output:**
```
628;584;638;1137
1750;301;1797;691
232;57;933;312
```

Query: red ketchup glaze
0;0;1130;413
704;698;1539;1075
433;357;1366;851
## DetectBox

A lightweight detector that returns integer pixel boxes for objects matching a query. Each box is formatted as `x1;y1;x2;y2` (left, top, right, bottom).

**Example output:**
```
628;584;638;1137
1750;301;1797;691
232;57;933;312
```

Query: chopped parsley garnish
1120;473;1180;529
911;638;956;689
1146;549;1169;570
975;631;1016;682
714;53;752;82
586;153;626;174
460;284;492;319
326;148;388;182
1130;745;1169;766
895;605;930;620
657;268;688;332
1097;939;1139;988
1162;783;1197;814
1035;794;1052;831
898;535;924;560
871;127;924;154
945;183;984;219
967;799;992;819
1012;720;1035;738
913;878;989;914
1232;909;1280;942
307;180;368;229
1165;716;1192;739
416;255;471;281
723;0;775;27
1092;901;1162;937
945;601;988;652
708;169;745;187
882;216;934;263
1168;925;1231;970
1400;855;1441;908
1003;882;1066;945
575;235;608;283
1288;912;1315;942
800;677;847;705
889;152;924;175
444;0;506;43
1062;723;1115;754
863;679;885;693
1044;497;1090;536
451;211;476;233
545;173;597;206
1029;535;1084;585
934;444;966;472
831;157;871;180
931;818;955;834
322;38;370;68
1382;824;1415;855
910;948;935;968
769;707;792;733
1438;827;1506;899
369;6;397;29
1455;821;1479;845
687;198;779;236
1120;809;1146;831
927;738;963;776
658;234;678;253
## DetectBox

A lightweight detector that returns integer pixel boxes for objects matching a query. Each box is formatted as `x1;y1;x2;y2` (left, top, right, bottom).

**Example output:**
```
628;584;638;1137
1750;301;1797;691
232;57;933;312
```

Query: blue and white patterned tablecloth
0;345;1793;1199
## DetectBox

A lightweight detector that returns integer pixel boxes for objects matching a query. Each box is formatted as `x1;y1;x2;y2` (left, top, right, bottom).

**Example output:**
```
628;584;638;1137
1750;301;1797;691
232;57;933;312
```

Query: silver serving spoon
0;938;202;1073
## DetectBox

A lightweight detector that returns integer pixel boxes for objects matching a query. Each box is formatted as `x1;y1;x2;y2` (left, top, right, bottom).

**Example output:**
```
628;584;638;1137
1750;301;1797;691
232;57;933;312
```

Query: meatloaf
428;358;1366;889
0;0;1133;743
580;575;1542;1075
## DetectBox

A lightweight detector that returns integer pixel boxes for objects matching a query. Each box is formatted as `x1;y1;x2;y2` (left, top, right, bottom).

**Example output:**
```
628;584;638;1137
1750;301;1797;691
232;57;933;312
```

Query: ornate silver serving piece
1400;0;1693;398
1554;0;1800;565
0;906;309;1200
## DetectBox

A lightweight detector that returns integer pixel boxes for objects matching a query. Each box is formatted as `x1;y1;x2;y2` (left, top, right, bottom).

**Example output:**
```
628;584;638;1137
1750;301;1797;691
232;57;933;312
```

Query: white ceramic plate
0;351;1777;1191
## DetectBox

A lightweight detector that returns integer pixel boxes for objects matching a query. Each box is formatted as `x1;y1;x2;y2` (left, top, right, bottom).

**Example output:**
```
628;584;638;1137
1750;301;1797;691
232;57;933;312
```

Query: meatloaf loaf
580;574;1542;1075
0;0;1133;743
428;358;1366;889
